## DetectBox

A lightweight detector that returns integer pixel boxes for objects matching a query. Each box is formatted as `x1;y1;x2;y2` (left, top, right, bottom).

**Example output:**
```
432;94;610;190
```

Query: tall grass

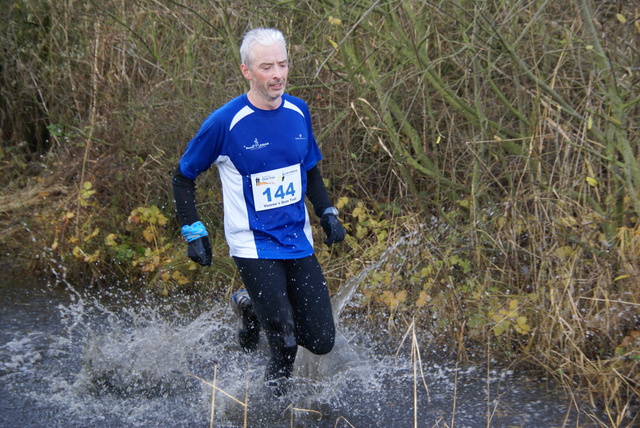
1;0;638;425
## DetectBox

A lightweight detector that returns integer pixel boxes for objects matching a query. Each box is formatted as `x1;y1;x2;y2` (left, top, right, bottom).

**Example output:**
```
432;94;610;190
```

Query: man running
172;27;345;396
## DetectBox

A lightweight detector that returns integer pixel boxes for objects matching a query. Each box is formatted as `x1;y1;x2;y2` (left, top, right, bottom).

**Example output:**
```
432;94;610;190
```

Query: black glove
320;213;345;246
187;236;212;266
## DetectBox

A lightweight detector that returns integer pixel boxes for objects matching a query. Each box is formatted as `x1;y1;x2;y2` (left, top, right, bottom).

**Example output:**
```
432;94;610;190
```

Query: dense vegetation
1;0;638;425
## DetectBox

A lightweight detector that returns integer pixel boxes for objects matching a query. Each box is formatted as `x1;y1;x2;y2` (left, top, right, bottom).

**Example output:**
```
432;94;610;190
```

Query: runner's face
242;42;288;109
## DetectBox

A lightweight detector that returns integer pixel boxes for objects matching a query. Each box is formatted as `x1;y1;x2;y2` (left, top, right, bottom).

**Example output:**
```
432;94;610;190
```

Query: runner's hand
187;236;212;266
181;221;212;266
320;213;345;246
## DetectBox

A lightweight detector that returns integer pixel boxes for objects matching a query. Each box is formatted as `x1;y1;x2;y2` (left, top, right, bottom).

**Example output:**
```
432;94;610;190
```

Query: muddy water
0;274;601;427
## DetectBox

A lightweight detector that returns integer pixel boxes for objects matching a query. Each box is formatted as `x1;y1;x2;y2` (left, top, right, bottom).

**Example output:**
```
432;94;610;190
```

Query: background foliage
1;0;638;424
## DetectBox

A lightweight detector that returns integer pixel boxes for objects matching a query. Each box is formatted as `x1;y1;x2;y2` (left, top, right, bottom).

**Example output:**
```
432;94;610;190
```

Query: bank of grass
1;0;638;425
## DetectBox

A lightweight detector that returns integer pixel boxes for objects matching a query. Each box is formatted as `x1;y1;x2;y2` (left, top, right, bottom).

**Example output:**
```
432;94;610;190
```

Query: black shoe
231;289;260;352
265;376;290;398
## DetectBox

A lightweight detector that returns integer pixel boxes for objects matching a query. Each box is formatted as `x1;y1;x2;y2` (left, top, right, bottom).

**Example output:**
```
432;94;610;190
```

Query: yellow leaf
491;312;504;323
494;321;509;336
381;290;394;306
587;116;592;129
586;176;598;187
86;227;100;240
105;233;118;246
143;227;155;243
328;16;342;25
84;250;100;263
337;196;349;209
83;181;92;190
157;214;168;226
614;274;630;281
72;246;83;259
515;317;530;334
327;37;338;49
586;45;593;50
128;213;141;223
381;290;400;310
509;299;519;310
616;13;626;23
415;291;428;308
555;245;575;259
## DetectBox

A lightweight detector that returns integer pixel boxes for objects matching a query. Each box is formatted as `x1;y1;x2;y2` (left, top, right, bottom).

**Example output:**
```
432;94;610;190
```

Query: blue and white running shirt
179;93;323;259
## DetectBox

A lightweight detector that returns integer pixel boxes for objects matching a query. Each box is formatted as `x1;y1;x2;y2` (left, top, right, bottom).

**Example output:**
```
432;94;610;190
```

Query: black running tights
233;255;335;380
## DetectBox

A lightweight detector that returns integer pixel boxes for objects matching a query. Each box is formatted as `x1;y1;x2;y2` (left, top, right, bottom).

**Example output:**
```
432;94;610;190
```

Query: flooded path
0;274;601;427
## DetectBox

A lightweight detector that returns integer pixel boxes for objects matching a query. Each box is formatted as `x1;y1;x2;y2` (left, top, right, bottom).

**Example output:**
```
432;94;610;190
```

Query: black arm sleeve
306;165;332;218
172;165;200;227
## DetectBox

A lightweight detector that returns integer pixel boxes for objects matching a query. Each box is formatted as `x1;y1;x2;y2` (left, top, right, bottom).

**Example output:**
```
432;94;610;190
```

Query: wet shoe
265;376;290;398
231;289;260;352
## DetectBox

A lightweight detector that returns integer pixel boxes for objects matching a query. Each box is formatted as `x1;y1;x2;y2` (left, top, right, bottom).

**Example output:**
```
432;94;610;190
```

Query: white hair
240;28;287;68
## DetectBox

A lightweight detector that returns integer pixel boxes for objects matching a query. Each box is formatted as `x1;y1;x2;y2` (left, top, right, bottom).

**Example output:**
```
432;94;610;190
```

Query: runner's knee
303;323;335;355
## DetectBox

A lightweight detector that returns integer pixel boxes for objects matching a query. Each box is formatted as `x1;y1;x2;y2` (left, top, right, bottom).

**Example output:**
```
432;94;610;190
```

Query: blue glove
320;211;345;246
181;221;212;266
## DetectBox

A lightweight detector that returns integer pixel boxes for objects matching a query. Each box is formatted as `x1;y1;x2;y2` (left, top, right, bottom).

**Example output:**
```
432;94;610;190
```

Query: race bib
251;164;302;211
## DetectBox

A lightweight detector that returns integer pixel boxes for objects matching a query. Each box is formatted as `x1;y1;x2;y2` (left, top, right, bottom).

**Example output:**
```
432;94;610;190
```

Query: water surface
0;274;601;427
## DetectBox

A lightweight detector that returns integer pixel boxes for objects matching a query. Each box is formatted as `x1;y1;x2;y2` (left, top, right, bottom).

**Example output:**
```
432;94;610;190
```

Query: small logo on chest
244;138;270;150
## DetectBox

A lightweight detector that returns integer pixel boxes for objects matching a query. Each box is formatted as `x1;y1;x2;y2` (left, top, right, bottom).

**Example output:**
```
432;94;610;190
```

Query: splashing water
296;233;418;383
331;232;419;320
0;256;601;427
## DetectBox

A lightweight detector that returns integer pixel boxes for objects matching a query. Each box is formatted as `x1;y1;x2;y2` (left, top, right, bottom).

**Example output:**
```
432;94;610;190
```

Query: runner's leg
286;254;335;355
233;257;298;380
